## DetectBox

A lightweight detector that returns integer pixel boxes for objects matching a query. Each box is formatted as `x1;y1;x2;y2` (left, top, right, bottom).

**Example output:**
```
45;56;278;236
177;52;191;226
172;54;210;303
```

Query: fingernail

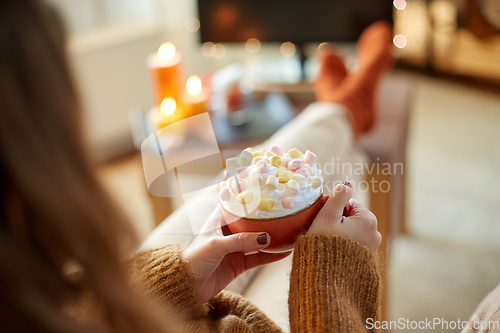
256;233;268;245
342;181;352;188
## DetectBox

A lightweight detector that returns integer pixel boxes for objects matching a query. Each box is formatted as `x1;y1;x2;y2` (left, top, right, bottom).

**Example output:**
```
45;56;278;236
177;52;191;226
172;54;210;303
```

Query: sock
314;21;394;136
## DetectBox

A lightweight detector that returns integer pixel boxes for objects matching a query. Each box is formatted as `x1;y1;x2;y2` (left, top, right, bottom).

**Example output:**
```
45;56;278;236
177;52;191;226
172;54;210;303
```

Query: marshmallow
252;156;263;164
239;149;254;167
288;148;303;159
223;170;229;180
256;161;270;173
269;155;282;168
303;164;315;176
244;147;254;153
296;167;311;178
237;190;253;204
270;146;285;156
236;167;250;179
253;150;266;157
226;157;239;174
309;176;322;189
291;174;307;184
277;170;292;183
287;159;303;171
248;170;262;186
257;197;274;211
220;187;230;201
266;175;279;191
282;196;295;209
303;150;317;165
281;155;292;167
230;178;246;193
265;150;276;158
287;179;300;196
215;182;222;192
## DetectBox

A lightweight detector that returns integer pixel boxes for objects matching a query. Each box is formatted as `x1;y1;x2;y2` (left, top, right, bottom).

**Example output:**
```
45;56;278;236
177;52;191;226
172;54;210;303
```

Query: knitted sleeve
288;234;381;333
129;245;284;332
128;245;207;320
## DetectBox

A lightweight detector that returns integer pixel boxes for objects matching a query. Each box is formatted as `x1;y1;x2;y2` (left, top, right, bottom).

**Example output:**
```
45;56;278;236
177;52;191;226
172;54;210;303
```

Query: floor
98;72;500;332
389;75;500;332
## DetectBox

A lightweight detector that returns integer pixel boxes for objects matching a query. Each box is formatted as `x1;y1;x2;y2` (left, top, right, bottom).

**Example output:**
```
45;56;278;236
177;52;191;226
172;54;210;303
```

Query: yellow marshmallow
277;170;292;183
287;148;303;159
244;147;254;153
291;174;307;185
309;177;322;189
253;150;266;158
258;197;274;211
237;191;253;204
269;155;282;168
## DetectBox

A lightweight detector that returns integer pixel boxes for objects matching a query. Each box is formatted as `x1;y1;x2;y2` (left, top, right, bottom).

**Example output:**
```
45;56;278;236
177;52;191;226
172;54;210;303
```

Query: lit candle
181;75;209;116
150;97;186;130
147;42;184;106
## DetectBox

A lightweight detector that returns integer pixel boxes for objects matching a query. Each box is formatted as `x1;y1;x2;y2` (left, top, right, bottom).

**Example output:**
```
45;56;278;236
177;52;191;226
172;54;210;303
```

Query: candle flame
186;75;202;96
158;42;176;62
160;97;176;116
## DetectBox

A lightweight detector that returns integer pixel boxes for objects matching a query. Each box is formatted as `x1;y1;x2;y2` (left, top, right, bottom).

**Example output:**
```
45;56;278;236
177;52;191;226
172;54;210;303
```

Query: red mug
221;193;327;253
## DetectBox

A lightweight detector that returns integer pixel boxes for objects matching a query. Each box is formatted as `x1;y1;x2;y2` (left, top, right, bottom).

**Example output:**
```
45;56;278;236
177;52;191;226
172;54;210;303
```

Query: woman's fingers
211;232;271;257
317;183;353;222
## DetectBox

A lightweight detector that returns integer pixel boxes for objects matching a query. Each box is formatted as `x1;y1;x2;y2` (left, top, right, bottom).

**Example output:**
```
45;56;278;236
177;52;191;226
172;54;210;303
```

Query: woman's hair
0;1;173;331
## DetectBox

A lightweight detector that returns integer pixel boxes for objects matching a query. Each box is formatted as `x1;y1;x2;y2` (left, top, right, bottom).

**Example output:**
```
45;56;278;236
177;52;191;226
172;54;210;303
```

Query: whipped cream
218;146;323;219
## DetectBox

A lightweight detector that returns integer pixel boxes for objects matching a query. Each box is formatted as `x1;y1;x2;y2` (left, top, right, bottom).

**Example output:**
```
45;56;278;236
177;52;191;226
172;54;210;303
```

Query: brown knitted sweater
75;234;381;332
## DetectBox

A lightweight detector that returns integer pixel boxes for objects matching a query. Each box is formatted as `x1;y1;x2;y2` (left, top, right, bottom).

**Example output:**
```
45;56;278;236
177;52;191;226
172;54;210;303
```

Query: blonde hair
0;1;174;331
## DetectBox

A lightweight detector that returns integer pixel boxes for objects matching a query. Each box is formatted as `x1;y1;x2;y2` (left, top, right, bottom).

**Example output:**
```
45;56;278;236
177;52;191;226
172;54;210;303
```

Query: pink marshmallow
220;187;230;201
270;146;285;156
236;167;250;179
230;178;246;193
256;160;270;173
282;196;295;209
304;150;317;165
296;167;311;178
223;170;229;180
287;159;303;171
281;156;291;167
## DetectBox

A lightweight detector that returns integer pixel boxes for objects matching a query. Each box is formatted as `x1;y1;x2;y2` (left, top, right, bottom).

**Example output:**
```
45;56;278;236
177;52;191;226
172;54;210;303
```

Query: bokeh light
393;34;408;48
318;42;329;50
158;42;176;62
201;42;217;57
393;0;407;10
280;42;296;57
245;38;261;53
186;75;202;96
213;44;226;59
160;97;176;116
185;17;200;32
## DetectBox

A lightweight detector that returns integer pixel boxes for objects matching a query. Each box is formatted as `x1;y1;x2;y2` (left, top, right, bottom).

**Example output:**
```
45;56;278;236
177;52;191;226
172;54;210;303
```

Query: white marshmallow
266;175;279;191
239;149;253;167
226;157;239;174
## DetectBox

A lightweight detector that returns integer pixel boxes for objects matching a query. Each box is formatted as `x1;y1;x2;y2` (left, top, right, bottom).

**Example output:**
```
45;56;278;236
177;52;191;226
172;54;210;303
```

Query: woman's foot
314;21;394;136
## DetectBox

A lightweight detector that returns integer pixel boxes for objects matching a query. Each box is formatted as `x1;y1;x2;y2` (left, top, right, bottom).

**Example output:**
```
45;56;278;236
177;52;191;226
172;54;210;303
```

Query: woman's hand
307;182;382;251
182;207;291;303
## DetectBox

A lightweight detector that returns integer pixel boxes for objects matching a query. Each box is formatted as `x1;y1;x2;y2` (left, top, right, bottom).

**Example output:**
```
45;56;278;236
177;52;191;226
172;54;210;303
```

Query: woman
0;0;387;332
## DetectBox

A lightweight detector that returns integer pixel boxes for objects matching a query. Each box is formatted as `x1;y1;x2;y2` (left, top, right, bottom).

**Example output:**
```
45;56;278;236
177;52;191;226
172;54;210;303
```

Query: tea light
181;75;208;116
147;42;184;105
150;97;186;129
